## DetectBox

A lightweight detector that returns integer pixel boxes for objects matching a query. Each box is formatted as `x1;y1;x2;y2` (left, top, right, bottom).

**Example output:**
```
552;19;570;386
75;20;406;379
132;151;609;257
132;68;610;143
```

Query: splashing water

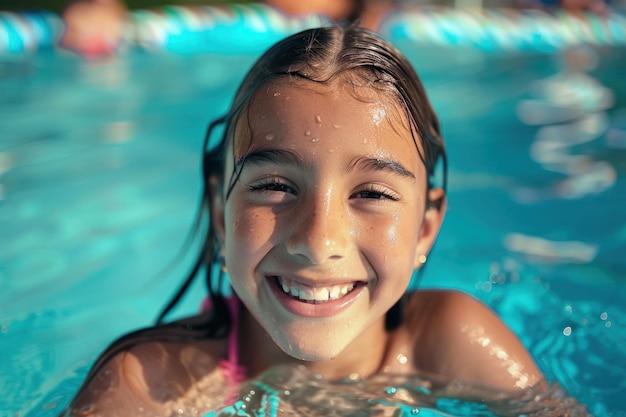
204;365;591;417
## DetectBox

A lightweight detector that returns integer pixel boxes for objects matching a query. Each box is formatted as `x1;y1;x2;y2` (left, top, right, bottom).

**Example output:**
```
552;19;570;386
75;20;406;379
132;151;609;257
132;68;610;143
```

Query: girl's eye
249;179;296;195
354;186;400;201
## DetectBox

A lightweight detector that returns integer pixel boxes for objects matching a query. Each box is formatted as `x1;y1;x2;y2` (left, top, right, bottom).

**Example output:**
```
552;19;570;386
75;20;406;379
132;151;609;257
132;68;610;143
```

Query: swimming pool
1;4;625;416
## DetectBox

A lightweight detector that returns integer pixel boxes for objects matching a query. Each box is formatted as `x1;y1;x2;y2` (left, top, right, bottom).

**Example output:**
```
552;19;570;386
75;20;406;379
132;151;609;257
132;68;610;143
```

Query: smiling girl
63;25;552;417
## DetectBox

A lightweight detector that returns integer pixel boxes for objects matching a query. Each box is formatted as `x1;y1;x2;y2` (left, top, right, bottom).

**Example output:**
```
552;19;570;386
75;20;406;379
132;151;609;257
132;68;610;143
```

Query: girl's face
214;81;444;362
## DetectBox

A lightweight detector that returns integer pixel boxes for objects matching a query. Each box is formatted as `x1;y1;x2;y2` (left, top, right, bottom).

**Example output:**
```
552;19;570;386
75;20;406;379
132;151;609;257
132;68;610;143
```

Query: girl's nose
285;190;351;264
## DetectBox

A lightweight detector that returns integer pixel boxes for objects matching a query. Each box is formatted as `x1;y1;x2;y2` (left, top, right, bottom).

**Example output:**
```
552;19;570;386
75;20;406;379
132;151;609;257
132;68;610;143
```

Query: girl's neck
237;306;390;380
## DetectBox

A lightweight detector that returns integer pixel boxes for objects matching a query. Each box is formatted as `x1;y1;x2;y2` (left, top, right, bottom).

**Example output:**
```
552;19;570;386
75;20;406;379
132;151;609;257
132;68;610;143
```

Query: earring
418;254;427;265
219;255;228;273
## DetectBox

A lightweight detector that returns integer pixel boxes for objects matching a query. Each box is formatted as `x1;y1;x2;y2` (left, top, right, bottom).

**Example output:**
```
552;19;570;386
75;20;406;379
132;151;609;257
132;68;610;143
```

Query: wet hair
157;24;447;332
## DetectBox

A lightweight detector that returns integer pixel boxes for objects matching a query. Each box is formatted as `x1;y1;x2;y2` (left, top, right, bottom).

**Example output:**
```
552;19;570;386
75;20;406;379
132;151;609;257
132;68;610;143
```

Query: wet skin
65;81;545;416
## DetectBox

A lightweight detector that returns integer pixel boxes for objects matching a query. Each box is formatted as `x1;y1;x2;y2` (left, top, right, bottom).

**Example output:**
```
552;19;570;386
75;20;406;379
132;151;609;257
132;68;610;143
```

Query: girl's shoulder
401;290;544;392
402;289;499;333
65;313;230;416
406;289;498;328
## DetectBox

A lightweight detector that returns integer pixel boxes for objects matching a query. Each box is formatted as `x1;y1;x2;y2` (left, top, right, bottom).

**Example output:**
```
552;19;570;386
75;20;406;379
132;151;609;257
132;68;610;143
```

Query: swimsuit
201;296;246;404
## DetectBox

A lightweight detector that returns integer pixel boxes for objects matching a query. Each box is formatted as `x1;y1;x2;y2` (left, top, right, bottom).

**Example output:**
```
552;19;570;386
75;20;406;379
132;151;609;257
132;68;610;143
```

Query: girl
64;25;550;416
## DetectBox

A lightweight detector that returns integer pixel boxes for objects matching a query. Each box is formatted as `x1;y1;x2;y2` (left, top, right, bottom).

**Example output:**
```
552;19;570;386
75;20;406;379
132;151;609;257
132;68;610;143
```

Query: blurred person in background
58;0;376;58
60;0;128;58
57;0;611;59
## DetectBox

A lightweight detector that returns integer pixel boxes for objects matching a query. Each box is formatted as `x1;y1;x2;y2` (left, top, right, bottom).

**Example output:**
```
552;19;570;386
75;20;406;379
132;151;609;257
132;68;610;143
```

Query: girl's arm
63;319;228;416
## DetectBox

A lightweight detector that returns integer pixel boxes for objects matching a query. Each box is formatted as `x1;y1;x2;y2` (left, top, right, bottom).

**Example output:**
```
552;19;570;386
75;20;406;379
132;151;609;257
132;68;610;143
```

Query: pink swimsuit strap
201;296;246;403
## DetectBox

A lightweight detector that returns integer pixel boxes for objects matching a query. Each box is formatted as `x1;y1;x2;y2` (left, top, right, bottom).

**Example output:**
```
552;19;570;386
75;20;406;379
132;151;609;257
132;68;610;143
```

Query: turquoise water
1;44;625;416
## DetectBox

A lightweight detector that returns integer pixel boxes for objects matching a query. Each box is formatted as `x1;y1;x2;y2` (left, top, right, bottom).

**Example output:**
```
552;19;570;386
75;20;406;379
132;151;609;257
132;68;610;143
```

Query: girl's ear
414;187;447;269
208;174;226;245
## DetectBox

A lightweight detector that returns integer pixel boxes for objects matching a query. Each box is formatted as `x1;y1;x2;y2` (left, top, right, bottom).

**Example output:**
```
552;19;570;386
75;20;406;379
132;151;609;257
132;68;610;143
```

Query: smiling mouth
270;276;362;304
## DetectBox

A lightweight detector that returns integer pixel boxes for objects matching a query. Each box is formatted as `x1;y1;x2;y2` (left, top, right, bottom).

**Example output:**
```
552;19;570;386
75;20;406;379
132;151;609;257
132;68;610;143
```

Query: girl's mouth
271;276;361;304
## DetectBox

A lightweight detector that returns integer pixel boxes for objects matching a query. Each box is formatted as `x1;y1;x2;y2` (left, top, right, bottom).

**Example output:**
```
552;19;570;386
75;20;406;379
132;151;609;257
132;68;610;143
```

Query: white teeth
276;277;357;303
315;287;329;300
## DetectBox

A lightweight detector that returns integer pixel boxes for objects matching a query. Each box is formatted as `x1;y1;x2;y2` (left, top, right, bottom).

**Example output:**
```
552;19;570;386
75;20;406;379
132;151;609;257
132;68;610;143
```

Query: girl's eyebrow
347;157;416;180
236;148;307;170
236;148;415;180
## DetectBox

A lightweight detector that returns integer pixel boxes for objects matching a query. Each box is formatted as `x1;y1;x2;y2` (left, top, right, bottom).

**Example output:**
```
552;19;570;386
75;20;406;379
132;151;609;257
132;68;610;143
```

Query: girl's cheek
229;206;277;250
367;213;411;248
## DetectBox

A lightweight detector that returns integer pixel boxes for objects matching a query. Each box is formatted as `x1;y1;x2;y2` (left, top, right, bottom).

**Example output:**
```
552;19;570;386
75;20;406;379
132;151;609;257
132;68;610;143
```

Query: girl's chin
283;348;341;362
273;330;353;362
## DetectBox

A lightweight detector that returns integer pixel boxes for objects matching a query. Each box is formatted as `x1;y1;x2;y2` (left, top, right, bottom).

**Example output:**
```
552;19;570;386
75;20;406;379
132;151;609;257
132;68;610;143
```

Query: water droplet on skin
266;133;274;141
273;92;281;97
332;123;341;129
396;353;408;364
311;137;319;143
304;130;311;136
369;104;386;126
328;149;334;153
315;115;322;123
283;390;291;396
260;115;267;120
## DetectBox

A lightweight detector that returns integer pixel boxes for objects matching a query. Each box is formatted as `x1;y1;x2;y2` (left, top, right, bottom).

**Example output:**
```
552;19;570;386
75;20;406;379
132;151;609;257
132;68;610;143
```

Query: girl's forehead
238;80;413;146
229;81;425;177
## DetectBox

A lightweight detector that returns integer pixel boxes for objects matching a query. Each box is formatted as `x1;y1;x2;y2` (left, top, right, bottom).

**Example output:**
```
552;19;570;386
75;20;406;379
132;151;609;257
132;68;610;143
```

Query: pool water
1;41;625;416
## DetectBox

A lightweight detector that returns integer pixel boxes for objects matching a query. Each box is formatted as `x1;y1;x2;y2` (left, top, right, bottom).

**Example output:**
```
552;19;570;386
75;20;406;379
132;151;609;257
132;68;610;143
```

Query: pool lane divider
0;11;62;54
382;7;626;52
1;4;625;55
130;4;326;53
